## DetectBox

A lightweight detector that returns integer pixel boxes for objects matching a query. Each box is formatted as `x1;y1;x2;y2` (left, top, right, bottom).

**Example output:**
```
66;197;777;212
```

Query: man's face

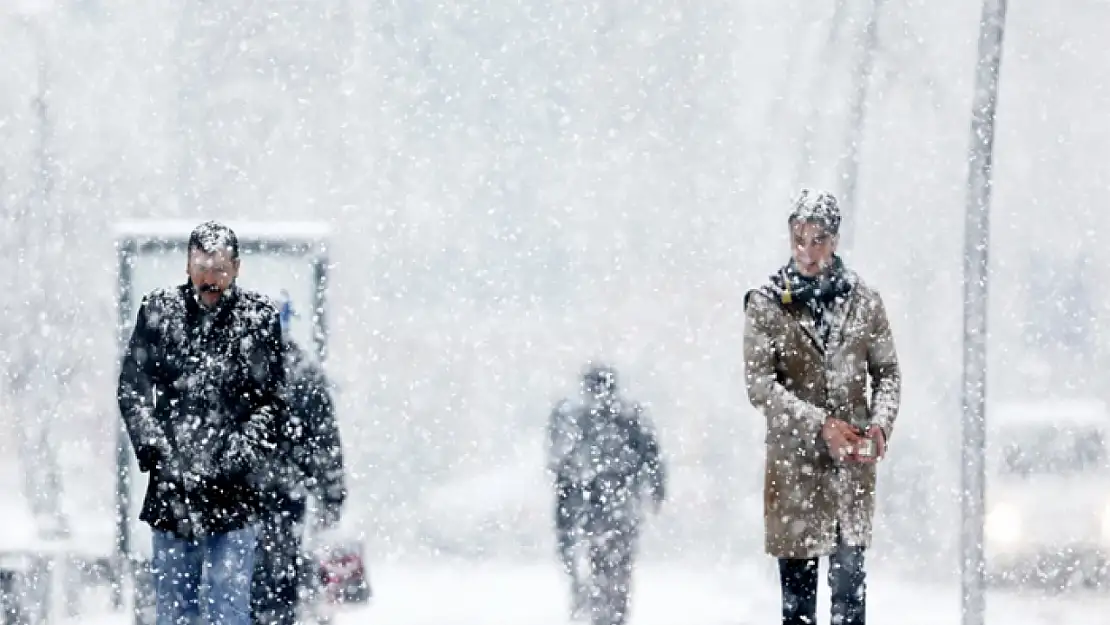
186;248;239;308
790;220;837;277
585;383;612;400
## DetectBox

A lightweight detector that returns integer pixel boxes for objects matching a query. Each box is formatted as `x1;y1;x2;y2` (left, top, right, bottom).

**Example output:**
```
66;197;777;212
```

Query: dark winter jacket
258;339;347;518
547;396;666;524
117;284;287;540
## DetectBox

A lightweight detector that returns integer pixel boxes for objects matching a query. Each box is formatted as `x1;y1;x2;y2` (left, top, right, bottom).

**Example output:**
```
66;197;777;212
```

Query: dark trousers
555;486;639;625
250;509;305;625
587;526;636;625
778;543;866;625
555;482;588;610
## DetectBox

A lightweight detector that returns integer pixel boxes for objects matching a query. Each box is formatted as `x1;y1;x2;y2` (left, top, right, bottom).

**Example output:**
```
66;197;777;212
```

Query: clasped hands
821;418;885;463
138;445;218;492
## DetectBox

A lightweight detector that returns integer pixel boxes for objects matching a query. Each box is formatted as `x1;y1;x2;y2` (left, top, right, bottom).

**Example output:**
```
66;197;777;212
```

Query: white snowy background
2;0;1110;622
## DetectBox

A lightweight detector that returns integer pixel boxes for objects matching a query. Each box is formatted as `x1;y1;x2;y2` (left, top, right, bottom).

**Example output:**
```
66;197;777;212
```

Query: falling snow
1;0;1109;623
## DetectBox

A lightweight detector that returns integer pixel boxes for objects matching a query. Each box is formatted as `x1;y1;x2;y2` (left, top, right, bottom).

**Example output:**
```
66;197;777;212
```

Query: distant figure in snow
547;362;666;625
118;221;287;625
743;189;901;625
251;295;347;625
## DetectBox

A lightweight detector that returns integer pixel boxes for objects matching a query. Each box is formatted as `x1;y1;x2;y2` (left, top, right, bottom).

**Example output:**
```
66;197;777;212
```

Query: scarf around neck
765;255;853;306
760;255;854;345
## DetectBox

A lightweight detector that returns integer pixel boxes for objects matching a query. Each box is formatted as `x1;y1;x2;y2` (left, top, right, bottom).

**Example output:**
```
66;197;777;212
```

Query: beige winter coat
743;271;901;559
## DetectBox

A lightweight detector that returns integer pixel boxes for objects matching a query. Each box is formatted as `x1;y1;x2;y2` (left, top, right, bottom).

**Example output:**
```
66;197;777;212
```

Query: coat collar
767;268;860;355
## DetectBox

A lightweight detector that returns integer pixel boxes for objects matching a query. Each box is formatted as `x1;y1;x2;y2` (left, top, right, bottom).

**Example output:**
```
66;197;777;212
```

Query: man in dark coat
547;363;666;625
250;297;346;625
117;221;287;625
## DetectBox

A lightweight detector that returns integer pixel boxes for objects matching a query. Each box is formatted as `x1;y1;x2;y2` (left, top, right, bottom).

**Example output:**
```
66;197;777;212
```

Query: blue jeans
151;525;259;625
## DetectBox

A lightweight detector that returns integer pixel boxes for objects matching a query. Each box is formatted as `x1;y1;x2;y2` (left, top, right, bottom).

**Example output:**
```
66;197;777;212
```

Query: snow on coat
117;283;287;540
743;269;900;559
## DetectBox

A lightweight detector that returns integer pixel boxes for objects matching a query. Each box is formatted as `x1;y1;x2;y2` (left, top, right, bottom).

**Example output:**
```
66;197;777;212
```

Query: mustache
198;283;222;294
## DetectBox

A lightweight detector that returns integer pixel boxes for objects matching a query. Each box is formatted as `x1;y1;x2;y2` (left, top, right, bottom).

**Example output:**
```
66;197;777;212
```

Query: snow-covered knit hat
788;188;841;235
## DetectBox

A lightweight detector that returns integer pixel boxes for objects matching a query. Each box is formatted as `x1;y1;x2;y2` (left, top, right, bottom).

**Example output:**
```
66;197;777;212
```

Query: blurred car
985;398;1110;588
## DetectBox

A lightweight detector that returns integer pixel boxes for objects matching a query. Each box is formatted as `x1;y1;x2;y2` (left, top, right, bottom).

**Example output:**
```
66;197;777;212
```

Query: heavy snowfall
1;0;1110;623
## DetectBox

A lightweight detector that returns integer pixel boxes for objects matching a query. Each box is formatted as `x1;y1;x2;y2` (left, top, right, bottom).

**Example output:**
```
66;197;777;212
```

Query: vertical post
838;0;882;252
312;252;329;365
961;1;1007;624
115;240;135;612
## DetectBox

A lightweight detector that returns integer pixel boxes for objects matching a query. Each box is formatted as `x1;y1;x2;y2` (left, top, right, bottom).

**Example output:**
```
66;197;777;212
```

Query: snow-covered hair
788;188;841;236
581;362;618;395
188;221;240;259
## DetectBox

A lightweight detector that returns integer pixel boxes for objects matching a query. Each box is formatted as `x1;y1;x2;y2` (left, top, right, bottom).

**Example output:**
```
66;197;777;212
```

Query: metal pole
838;0;882;252
794;0;849;187
114;241;135;612
961;1;1007;624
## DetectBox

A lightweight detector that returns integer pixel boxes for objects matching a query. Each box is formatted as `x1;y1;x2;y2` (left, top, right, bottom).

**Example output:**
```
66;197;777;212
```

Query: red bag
315;541;372;605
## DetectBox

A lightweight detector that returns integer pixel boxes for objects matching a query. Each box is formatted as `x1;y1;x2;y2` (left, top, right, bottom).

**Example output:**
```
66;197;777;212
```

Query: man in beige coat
743;189;901;625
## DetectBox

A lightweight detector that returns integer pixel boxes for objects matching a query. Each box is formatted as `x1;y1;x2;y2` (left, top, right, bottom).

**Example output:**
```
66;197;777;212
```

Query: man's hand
846;425;887;464
153;455;204;493
317;500;343;530
135;445;162;474
821;417;862;461
222;430;261;476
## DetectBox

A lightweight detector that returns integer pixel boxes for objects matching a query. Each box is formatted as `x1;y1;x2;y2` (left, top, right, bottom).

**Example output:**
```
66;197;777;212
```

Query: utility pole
838;0;882;251
961;1;1008;624
794;0;849;187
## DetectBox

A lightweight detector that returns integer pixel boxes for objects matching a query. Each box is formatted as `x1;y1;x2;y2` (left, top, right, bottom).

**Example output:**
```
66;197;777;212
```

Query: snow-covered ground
60;559;1110;625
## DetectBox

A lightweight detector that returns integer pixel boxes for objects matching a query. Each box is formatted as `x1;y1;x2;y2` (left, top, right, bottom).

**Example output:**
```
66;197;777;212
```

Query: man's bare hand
845;425;887;464
821;418;861;460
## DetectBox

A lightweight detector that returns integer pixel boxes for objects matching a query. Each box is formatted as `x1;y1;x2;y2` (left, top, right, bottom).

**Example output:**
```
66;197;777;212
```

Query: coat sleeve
302;369;346;511
546;400;576;478
222;306;287;477
631;407;666;502
865;291;901;441
743;292;827;444
117;298;172;472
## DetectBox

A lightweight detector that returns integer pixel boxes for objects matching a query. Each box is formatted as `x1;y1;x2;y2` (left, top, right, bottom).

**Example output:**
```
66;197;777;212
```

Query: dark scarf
762;255;853;345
